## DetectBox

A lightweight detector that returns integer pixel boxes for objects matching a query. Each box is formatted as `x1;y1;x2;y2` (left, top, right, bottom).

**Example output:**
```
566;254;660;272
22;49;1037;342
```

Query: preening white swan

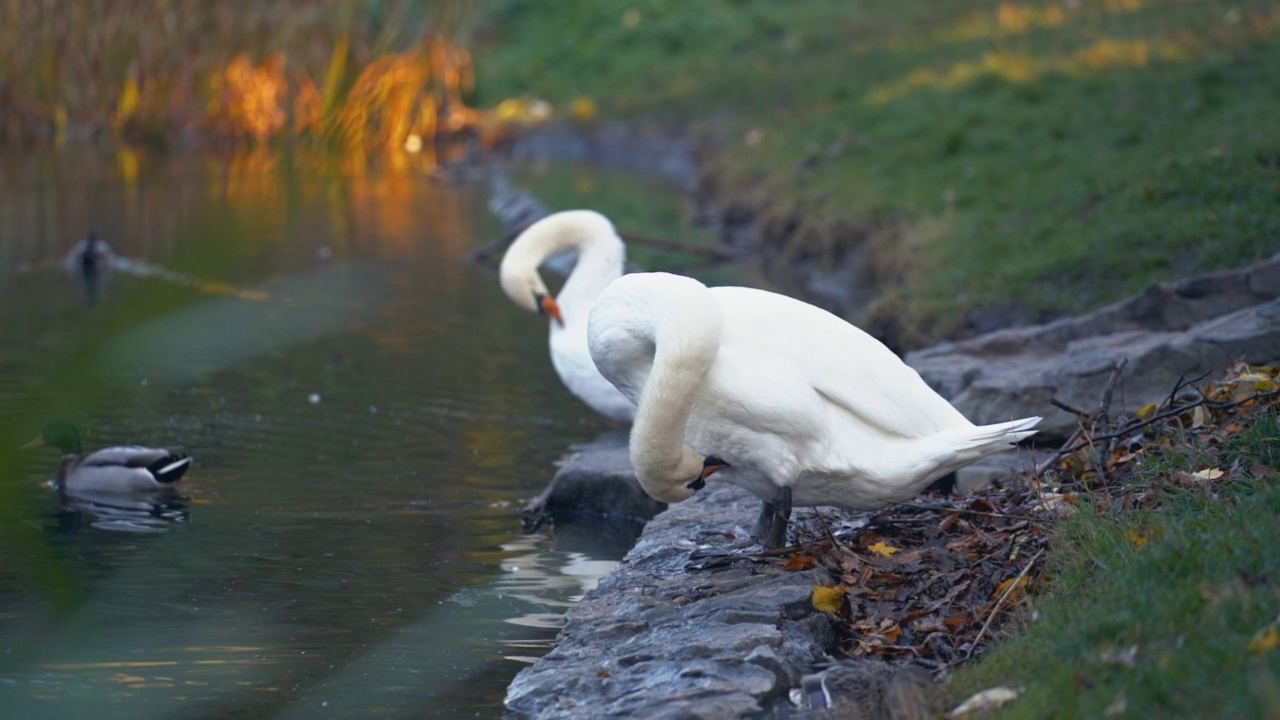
587;272;1041;549
500;210;636;421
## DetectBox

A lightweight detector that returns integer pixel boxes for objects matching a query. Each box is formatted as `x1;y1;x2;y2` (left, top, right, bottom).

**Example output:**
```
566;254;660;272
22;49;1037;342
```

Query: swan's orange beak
687;456;729;492
700;456;729;481
538;294;564;327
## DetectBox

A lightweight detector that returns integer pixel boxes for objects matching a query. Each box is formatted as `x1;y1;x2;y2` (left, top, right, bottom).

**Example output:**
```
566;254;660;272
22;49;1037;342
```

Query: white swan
499;210;637;421
587;272;1041;549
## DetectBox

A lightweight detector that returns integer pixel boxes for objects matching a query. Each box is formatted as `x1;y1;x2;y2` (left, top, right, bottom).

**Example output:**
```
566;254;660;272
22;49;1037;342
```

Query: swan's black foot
755;486;792;551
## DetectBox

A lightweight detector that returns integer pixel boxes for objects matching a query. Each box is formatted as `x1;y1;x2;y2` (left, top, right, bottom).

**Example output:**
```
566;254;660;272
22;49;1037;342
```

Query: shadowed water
0;146;713;718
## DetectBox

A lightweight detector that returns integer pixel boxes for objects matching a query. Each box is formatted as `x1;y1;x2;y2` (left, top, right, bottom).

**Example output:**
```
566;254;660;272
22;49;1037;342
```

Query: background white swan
587;272;1041;549
499;210;636;422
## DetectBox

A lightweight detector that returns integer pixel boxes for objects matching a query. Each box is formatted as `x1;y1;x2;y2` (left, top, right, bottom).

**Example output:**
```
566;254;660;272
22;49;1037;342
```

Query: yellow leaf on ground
1125;525;1160;548
867;540;899;557
1235;372;1277;394
994;576;1028;601
1135;402;1158;419
811;585;845;614
1249;614;1280;654
1192;468;1225;481
946;686;1021;718
1192;405;1212;428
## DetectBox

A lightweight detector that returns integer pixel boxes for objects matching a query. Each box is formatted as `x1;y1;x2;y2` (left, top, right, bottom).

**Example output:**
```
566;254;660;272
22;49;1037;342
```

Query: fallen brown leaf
785;553;815;571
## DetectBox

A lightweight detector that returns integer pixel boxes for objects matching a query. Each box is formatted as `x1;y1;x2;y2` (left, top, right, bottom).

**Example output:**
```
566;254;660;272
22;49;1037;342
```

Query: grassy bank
474;0;1280;345
949;406;1280;717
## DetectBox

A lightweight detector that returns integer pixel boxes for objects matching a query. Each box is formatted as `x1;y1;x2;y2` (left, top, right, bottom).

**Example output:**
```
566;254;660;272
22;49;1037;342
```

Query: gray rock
504;484;840;719
522;431;666;532
906;253;1280;441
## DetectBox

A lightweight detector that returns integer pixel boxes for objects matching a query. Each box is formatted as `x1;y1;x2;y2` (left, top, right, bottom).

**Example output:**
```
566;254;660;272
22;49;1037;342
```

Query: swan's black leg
762;486;792;551
687;487;792;569
752;499;774;542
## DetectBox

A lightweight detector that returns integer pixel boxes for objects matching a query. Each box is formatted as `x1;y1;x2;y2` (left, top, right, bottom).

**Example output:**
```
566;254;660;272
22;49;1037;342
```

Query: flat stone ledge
505;483;840;719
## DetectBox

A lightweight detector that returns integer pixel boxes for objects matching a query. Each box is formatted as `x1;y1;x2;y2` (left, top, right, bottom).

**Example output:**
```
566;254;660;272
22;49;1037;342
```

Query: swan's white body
587;272;1040;533
499;211;636;421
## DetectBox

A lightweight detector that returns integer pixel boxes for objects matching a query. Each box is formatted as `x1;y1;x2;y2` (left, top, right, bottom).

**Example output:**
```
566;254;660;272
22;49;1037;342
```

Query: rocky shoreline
506;483;841;719
487;124;1280;718
500;262;1279;717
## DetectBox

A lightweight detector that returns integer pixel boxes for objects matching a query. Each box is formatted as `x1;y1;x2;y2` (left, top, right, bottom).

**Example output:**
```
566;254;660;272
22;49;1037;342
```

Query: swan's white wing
709;286;969;438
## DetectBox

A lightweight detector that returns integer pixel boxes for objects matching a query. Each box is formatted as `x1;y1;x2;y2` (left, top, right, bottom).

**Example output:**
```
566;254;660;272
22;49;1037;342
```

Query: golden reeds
0;0;485;150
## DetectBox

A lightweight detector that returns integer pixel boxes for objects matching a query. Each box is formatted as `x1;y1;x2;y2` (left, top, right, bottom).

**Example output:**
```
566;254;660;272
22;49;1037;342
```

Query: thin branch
1093;357;1129;469
966;548;1044;660
619;231;747;261
890;501;1035;522
1055;387;1280;458
1050;398;1088;416
466;228;748;268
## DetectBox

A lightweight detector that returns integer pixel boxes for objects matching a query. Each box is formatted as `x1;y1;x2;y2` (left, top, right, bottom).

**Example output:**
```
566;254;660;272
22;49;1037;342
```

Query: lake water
0;145;729;718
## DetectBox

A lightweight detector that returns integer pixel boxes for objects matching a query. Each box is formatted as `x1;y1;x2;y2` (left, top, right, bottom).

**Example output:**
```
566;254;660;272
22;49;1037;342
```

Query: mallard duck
499;210;636;421
22;421;192;492
63;230;116;275
587;272;1041;549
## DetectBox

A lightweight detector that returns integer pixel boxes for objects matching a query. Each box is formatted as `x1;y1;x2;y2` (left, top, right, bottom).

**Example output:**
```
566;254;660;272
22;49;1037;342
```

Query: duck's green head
21;421;83;455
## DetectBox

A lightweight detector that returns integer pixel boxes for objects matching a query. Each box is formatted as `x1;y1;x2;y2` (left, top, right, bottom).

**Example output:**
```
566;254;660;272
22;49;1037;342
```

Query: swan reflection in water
52;487;190;534
452;520;642;664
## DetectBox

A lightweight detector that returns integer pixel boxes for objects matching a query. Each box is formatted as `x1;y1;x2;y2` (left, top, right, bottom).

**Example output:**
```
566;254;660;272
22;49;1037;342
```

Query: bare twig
1160;370;1213;411
1050;398;1089;416
893;501;1034;522
465;230;520;267
1093;357;1129;470
1055;387;1280;459
966;548;1045;660
619;231;746;261
466;228;747;269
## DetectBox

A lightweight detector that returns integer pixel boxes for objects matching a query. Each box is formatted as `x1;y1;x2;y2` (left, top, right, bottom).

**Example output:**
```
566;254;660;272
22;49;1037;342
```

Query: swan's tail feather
921;416;1042;479
969;416;1042;447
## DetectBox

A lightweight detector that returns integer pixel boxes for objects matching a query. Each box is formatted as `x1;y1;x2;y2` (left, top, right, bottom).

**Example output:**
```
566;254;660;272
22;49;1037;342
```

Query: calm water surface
0;146;720;718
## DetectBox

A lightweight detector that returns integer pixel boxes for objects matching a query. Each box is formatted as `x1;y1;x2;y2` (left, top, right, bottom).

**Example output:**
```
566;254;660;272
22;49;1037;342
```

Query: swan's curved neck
626;282;724;490
556;230;623;309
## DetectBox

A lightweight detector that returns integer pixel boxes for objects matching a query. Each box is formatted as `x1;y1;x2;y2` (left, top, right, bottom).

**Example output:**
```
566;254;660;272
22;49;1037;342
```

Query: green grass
947;411;1280;717
473;0;1280;344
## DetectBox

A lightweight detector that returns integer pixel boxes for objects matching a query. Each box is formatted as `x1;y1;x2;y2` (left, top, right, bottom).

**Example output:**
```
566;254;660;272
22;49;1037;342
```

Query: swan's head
633;447;729;504
498;248;562;327
499;211;621;328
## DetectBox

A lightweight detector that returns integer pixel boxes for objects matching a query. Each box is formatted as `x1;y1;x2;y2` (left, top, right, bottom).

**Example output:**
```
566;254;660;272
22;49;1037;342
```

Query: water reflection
53;488;189;535
0;143;721;717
